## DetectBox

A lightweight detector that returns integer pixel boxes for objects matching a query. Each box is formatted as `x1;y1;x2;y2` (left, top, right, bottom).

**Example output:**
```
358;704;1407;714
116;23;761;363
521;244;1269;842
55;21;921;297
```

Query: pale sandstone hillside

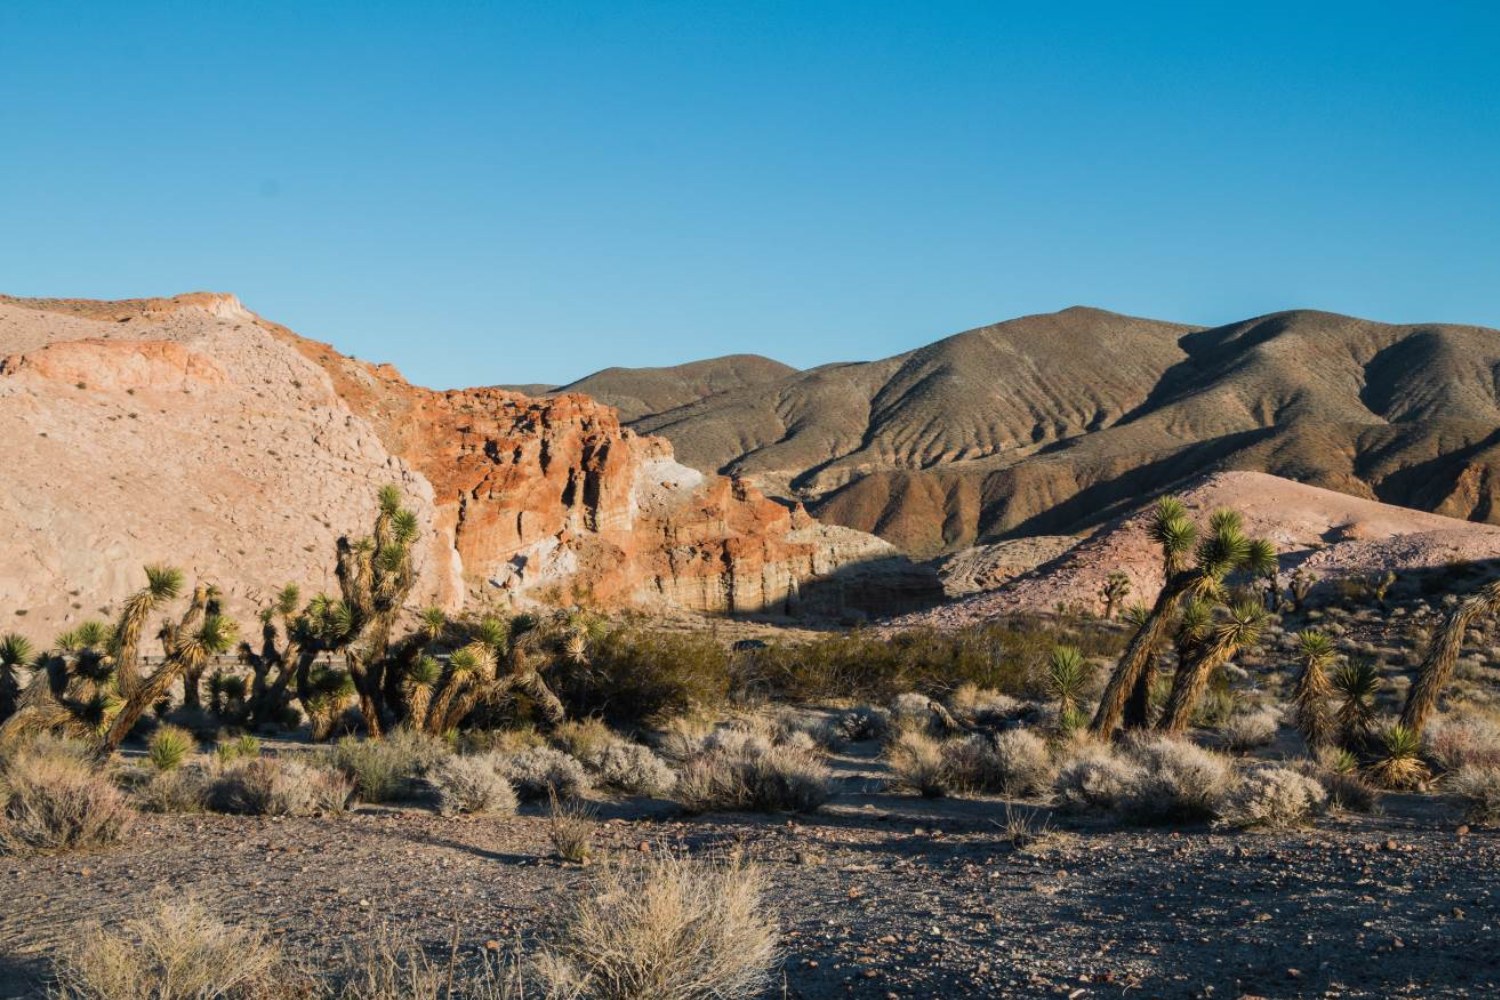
510;354;797;422
0;294;933;643
896;471;1500;627
614;309;1500;557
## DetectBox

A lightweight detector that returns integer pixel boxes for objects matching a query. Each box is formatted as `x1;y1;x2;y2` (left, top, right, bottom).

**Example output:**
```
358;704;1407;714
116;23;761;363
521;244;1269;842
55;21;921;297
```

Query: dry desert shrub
888;692;942;736
552;720;676;797
1221;707;1280;753
1297;750;1381;814
831;705;890;744
675;743;830;814
1428;716;1500;772
1052;742;1143;813
495;747;591;803
52;898;296;1000
428;754;518;817
947;684;1020;726
550;718;619;763
948;728;1056;797
208;757;353;817
533;854;779;1000
884;730;951;798
0;746;134;854
339;926;519;999
136;767;210;814
1121;736;1235;824
1219;766;1327;829
547;790;598;864
330;730;449;803
1446;766;1500;825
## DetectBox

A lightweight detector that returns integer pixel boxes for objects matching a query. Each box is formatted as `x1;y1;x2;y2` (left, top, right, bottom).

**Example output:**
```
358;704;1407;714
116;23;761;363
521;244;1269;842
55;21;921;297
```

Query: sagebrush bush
209;757;352;817
1221;708;1279;753
1121;737;1235;824
330;730;449;803
590;742;676;797
146;725;197;772
52;899;292;1000
0;748;134;854
676;745;831;814
947;684;1020;726
533;855;779;1000
943;728;1055;797
1446;766;1500;825
495;747;591;803
429;755;518;817
889;692;940;736
1428;717;1500;772
1219;766;1327;829
1053;743;1142;813
136;767;209;814
885;731;951;798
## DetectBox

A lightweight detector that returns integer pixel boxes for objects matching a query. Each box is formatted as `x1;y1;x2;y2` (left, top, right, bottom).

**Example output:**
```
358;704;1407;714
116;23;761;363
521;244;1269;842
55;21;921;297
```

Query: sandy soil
3;742;1496;999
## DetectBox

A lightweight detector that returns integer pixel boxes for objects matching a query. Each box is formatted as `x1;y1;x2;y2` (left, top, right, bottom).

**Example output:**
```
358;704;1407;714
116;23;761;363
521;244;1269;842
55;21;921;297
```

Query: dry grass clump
136;767;210;814
495;747;591;803
888;692;943;736
428;754;518;817
338;926;519;999
146;725;197;772
533;854;779;1000
944;728;1055;797
947;684;1020;726
1220;707;1280;753
884;731;951;798
1053;743;1143;813
0;745;134;854
676;743;831;814
52;898;293;999
1428;716;1500;772
1446;766;1500;825
208;757;353;817
547;790;598;864
1121;736;1235;824
1219;766;1327;830
329;730;449;803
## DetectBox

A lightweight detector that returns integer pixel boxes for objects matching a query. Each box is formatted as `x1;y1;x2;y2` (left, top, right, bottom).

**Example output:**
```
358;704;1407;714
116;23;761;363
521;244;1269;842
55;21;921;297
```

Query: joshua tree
1091;501;1277;736
0;633;36;722
1259;563;1281;611
1291;630;1337;751
1399;578;1500;740
111;564;184;700
331;484;421;737
1098;573;1132;621
1156;598;1268;734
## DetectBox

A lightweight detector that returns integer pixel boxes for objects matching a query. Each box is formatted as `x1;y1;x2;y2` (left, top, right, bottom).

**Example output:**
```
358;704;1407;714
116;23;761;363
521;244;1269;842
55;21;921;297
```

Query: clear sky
3;2;1498;389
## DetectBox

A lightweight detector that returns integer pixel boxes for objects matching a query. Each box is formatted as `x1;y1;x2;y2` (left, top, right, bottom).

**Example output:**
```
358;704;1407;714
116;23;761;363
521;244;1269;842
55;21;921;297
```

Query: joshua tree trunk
1091;572;1191;737
1400;580;1500;738
1121;653;1158;730
1155;644;1230;734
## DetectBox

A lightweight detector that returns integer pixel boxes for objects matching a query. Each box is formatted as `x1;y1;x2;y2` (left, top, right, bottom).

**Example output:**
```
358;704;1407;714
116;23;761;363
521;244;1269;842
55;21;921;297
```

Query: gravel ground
3;749;1497;999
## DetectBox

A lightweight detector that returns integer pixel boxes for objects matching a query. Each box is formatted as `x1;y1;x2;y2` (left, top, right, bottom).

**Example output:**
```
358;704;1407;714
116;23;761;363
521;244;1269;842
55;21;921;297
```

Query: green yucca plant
0;632;34;720
1046;645;1089;717
1332;658;1381;745
214;733;261;764
1368;724;1429;789
147;724;196;771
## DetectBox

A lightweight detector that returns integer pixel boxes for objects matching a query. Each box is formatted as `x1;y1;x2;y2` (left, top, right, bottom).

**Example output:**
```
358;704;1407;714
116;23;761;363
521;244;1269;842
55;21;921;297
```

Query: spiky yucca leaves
1369;723;1430;789
417;606;447;644
1093;502;1276;736
1099;573;1132;621
400;654;442;732
0;633;35;721
1047;646;1089;718
1292;630;1338;751
1157;599;1267;734
1401;578;1500;740
111;564;184;700
1332;658;1381;748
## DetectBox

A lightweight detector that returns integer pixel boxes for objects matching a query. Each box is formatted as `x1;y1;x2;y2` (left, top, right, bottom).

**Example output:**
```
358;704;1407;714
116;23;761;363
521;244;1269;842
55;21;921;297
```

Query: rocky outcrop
0;293;935;641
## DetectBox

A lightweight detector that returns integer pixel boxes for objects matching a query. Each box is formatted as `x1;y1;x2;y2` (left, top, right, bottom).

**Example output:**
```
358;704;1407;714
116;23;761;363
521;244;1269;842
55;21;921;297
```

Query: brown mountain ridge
557;307;1500;558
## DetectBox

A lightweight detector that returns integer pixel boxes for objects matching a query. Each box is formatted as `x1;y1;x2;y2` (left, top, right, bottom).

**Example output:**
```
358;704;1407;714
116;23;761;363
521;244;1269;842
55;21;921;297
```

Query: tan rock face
0;293;932;642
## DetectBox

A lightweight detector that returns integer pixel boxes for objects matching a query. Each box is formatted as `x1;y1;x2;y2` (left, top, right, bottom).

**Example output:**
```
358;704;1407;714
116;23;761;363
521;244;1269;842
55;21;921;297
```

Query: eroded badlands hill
592;308;1500;557
897;471;1500;628
0;294;933;641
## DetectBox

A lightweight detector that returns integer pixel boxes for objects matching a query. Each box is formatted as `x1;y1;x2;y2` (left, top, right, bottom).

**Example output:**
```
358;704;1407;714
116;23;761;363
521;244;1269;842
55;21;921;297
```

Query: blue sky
3;2;1497;388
